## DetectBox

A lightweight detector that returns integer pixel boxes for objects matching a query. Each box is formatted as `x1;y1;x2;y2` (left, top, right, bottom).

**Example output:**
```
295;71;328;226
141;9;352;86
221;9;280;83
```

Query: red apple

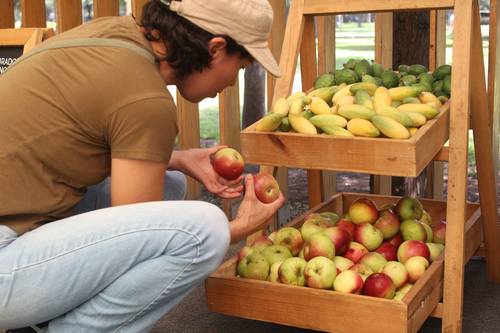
354;223;384;251
432;221;446;245
348;198;379;224
250;233;273;251
212;147;244;180
387;233;404;248
397;240;430;264
382;261;409;289
337;218;356;239
322;227;352;255
303;233;335;261
253;172;280;203
375;242;398;261
404;256;429;283
362;273;396;299
373;209;401;239
333;270;364;294
273;227;304;256
344;241;369;263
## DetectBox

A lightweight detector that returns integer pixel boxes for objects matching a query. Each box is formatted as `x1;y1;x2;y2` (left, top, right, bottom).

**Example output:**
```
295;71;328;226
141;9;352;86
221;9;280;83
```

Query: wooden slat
273;0;306;102
55;0;82;32
469;3;500;282
0;0;15;28
20;0;46;28
94;0;120;17
490;0;500;194
431;303;444;318
303;0;454;15
374;13;393;195
132;0;149;22
267;0;287;109
176;92;201;200
442;0;474;330
464;207;483;264
219;82;241;218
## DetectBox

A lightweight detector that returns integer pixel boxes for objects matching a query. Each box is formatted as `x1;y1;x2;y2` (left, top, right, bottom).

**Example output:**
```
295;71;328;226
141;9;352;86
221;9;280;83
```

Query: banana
331;84;354;105
388;86;420;101
371;115;411;139
397;103;439;119
288;114;317;134
373;86;392;112
347;119;380;137
310;114;348;129
375;105;413;127
289;98;305;115
409;127;419;136
270;98;289;117
286;92;306;104
338;104;376;120
255;113;283;132
310;96;332;115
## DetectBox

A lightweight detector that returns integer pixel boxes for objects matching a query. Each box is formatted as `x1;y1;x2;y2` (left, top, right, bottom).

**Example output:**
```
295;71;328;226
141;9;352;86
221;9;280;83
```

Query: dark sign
0;46;23;75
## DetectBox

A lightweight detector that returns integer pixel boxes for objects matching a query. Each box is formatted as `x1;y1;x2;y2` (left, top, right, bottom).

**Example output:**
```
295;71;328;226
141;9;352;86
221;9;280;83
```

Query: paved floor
151;247;500;333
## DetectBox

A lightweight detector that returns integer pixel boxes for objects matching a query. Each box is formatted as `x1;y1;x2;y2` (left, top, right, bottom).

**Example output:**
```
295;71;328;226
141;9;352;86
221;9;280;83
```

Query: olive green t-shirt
0;16;178;235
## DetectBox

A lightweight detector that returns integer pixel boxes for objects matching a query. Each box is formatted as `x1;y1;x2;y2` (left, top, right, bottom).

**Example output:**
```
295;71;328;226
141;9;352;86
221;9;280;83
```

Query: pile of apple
236;197;446;301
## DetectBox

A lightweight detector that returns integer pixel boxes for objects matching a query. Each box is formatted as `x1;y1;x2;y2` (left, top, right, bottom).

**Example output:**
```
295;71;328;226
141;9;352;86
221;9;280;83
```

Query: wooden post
0;0;15;28
219;83;241;217
55;0;82;32
176;92;201;200
374;13;393;196
94;0;120;17
20;0;46;28
317;15;337;200
442;0;473;330
132;0;149;21
489;0;500;185
469;2;500;283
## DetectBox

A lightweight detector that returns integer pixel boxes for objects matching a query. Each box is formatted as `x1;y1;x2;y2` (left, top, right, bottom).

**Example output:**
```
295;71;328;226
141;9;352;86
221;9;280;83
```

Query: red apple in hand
253;172;280;203
212;147;244;180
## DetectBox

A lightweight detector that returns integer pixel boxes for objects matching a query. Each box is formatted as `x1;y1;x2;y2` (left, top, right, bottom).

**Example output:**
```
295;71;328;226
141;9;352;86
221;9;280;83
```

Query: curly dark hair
140;0;252;79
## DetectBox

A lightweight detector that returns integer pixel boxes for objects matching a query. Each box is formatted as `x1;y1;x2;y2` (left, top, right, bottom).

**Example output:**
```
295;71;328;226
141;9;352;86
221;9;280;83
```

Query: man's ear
208;37;228;57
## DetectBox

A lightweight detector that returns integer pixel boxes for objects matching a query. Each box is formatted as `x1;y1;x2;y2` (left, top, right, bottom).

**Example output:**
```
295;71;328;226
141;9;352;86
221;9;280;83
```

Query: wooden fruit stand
206;0;500;332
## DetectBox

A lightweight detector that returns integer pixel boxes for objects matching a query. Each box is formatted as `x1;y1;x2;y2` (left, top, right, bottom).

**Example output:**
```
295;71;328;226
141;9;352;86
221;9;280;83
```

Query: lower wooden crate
205;193;481;333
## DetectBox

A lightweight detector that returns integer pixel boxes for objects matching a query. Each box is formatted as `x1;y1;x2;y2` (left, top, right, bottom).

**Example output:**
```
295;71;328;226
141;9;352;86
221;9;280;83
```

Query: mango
310;96;332;115
433;64;452;80
288;114;317;134
372;63;384;78
398;104;439;119
314;73;335;89
391;101;402;108
255;113;283;132
354;59;373;78
300;109;314;119
286;92;306;104
400;75;417;86
347;119;380;137
373;86;392;111
375;105;413;127
310;114;348;129
350;82;378;96
335;69;359;85
408;64;427;76
371;115;411;139
381;70;399;88
338;104;376;120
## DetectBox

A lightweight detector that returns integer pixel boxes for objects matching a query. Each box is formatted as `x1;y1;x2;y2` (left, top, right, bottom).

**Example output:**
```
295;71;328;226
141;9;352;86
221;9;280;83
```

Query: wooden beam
20;0;46;28
55;0;82;32
303;0;454;15
176;92;201;200
469;2;500;282
132;0;149;22
267;0;287;109
442;0;474;330
94;0;120;17
490;0;500;191
0;0;15;28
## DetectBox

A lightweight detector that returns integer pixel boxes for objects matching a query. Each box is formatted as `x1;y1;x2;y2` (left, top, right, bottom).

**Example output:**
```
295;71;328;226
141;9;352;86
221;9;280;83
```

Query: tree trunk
242;62;266;129
392;11;430;197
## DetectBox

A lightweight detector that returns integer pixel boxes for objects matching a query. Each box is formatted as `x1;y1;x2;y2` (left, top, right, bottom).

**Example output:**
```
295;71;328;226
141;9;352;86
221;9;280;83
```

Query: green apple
382;261;409;289
237;252;269;280
426;243;445;262
393;283;413;301
278;257;307;286
420;222;433;242
300;215;334;241
319;211;340;225
273;227;304;256
303;233;335;261
304;256;337;289
405;256;429;283
261;245;292;266
354;223;384;251
267;261;283;283
359;252;387;273
395;197;423;220
400;219;427;242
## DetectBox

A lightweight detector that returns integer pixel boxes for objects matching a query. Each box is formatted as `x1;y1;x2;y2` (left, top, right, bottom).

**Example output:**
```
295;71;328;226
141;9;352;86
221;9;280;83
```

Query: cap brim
245;46;282;77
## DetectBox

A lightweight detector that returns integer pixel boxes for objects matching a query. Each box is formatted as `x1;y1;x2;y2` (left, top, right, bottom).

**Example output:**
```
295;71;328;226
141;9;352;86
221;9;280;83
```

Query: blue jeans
0;171;230;332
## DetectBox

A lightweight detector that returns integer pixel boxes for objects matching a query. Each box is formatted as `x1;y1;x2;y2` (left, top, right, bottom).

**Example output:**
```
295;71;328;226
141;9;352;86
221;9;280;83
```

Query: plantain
346;119;380;137
398;103;439;119
338;104;376;120
288;114;317;134
255;113;283;132
373;86;392;112
371;115;411;139
270;98;290;116
310;96;333;115
375;105;413;127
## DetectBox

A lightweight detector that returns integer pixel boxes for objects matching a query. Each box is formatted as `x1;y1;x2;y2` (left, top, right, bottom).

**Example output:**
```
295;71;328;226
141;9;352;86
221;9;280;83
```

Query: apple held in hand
237;252;270;280
362;273;396;299
273;227;304;256
253;172;280;204
348;198;379;224
304;256;337;289
333;270;364;294
212;147;244;180
303;233;335;261
395;197;424;220
397;240;430;264
261;245;292;266
278;257;307;286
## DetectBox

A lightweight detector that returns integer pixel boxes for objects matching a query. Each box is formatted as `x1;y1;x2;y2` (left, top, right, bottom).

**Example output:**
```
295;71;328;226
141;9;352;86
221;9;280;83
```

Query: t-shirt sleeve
105;96;178;164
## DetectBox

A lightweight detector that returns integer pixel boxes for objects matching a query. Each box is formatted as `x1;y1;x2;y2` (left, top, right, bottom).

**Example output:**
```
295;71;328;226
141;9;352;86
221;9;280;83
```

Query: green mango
343;58;359;70
434;64;452;80
443;75;451;94
418;73;434;84
400;75;417;86
381;70;399;88
372;62;384;78
432;80;444;92
354;59;373;78
408;64;427;76
335;69;359;85
314;73;336;89
398;65;410;73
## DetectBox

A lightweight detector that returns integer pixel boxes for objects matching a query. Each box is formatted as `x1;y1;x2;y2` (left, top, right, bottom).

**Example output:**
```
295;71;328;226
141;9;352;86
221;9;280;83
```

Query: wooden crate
241;104;449;178
206;193;481;333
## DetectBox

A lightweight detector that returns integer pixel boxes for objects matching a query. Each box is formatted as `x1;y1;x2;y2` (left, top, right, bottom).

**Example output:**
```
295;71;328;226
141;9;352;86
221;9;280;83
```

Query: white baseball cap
163;0;282;77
